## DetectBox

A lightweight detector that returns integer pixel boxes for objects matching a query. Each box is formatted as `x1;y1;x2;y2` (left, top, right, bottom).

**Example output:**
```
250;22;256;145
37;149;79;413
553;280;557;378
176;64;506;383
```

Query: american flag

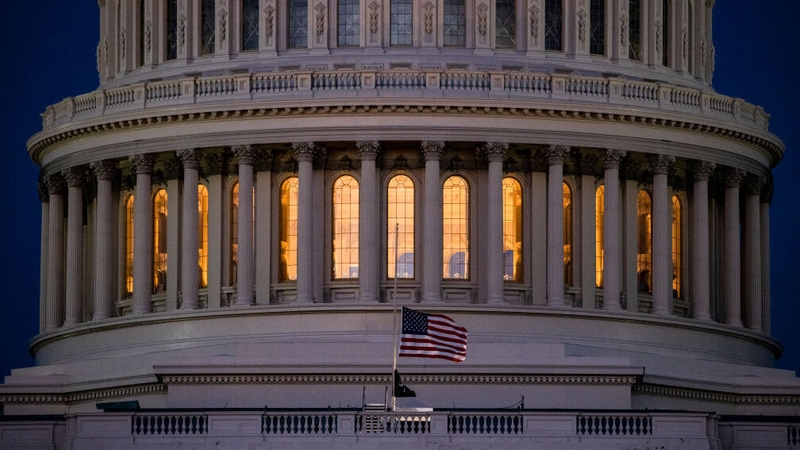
399;307;467;362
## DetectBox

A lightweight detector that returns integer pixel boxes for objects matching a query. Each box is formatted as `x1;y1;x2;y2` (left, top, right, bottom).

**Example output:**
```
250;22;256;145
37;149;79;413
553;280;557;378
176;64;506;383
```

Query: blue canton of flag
399;307;467;362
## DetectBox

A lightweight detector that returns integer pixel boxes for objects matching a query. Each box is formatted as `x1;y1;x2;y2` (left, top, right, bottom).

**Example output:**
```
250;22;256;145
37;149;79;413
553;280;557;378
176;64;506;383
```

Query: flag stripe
398;307;468;362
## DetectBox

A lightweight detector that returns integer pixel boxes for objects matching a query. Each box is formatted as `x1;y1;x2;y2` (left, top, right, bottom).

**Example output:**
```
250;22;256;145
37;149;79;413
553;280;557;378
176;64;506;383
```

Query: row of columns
40;142;770;335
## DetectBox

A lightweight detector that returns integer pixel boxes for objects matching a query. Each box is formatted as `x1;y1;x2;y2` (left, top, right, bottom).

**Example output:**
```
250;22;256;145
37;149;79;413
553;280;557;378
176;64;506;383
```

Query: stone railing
131;414;208;435
40;69;770;133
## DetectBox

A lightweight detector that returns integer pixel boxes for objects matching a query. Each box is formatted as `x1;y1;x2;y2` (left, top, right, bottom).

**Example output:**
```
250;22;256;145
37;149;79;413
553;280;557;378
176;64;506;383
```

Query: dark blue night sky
1;1;798;378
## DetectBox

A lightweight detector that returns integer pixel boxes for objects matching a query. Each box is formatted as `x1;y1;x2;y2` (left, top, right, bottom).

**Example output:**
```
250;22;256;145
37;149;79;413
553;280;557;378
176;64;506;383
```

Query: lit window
637;190;652;293
198;185;209;288
443;0;466;47
201;0;216;54
672;195;682;298
338;0;360;46
563;182;573;286
280;177;299;281
502;178;523;282
242;0;260;51
166;0;178;60
125;195;134;297
230;182;239;286
662;0;670;67
544;0;562;51
388;175;415;279
595;185;604;287
288;0;308;48
495;0;516;48
153;189;168;293
628;0;641;60
391;0;413;45
589;0;604;55
333;175;360;279
443;176;469;279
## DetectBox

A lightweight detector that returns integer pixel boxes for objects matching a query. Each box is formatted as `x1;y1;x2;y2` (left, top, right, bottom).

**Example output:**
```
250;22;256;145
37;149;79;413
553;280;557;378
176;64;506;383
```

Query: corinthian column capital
130;153;157;174
547;145;570;165
45;173;66;195
356;141;381;161
62;167;87;188
176;149;201;170
483;142;509;162
90;160;117;181
421;141;445;161
292;142;316;162
744;175;765;196
649;154;675;175
690;161;716;181
722;168;746;188
232;144;258;165
603;149;626;170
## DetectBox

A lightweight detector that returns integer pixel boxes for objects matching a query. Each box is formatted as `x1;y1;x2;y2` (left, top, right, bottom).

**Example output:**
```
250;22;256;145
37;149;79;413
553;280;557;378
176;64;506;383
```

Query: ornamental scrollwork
424;1;435;34
218;6;229;42
120;26;126;59
368;1;380;35
477;2;489;36
145;19;152;54
529;2;540;39
547;145;570;165
178;12;187;48
682;26;688;60
619;11;628;46
577;1;586;44
654;18;662;54
421;141;445;161
315;2;326;36
264;3;275;38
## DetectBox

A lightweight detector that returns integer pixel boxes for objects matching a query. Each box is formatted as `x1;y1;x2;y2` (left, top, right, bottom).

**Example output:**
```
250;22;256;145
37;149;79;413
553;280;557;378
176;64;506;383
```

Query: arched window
288;0;308;48
153;189;168;293
332;175;360;279
672;195;682;298
595;185;604;287
589;0;605;55
662;0;671;67
125;195;134;297
338;0;360;46
545;0;563;51
563;182;573;286
388;175;415;279
280;177;299;281
443;0;466;46
637;190;652;293
495;0;516;48
443;176;469;279
242;0;260;51
628;0;641;60
502;177;523;282
201;0;216;55
390;0;413;45
166;0;178;60
198;185;209;288
230;182;239;286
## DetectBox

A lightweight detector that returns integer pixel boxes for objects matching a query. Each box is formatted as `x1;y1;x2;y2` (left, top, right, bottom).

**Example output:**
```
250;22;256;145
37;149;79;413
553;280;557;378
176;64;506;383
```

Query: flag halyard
399;307;467;362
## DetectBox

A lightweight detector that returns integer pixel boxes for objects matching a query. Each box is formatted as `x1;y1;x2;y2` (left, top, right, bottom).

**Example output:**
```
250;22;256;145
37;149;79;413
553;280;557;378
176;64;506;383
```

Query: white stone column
45;174;66;331
602;150;625;310
547;145;570;308
650;154;674;315
484;142;508;304
690;161;715;321
38;182;49;332
62;168;85;326
530;169;547;306
255;153;273;305
422;141;444;303
722;168;744;326
293;142;316;303
760;186;772;334
177;149;201;310
743;175;763;332
91;160;117;321
357;141;381;303
130;154;156;315
233;145;257;306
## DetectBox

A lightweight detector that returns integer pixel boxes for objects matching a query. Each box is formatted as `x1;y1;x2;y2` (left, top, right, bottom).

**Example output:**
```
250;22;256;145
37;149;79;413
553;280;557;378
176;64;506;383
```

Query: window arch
495;0;516;48
242;0;260;51
443;175;469;279
332;175;360;279
637;190;652;293
280;177;299;281
672;195;682;298
230;182;239;286
502;177;523;282
153;189;168;293
563;182;573;286
125;195;135;297
198;185;209;288
545;0;563;51
595;185;604;288
388;174;415;279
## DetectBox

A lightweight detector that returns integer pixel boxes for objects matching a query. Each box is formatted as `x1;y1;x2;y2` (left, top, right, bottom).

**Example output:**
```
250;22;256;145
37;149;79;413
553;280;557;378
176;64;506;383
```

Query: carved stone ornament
547;145;570;165
315;2;326;36
744;175;765;196
577;6;587;44
233;145;258;166
177;149;201;170
179;12;187;48
477;2;489;36
96;43;102;74
701;37;707;67
690;161;715;182
603;149;626;170
654;18;662;54
483;142;508;162
649;154;675;175
368;1;380;35
145;20;152;53
424;1;434;34
62;167;87;188
103;38;109;69
46;173;66;196
421;141;445;161
205;153;227;175
722;168;746;189
619;11;628;46
264;3;275;38
292;142;316;162
219;6;229;42
130;154;157;175
682;26;688;60
120;26;127;59
356;141;381;161
91;160;117;181
529;2;540;39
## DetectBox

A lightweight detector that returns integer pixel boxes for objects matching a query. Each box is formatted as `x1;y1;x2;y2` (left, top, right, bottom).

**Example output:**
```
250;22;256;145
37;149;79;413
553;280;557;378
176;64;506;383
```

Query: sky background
0;1;798;379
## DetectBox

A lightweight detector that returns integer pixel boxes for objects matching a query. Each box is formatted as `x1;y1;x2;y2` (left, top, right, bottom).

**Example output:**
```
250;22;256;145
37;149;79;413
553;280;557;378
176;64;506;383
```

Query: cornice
634;383;800;405
0;383;165;405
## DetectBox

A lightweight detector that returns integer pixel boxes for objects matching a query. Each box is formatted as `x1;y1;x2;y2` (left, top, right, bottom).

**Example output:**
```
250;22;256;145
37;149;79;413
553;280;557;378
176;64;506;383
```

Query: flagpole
390;223;399;411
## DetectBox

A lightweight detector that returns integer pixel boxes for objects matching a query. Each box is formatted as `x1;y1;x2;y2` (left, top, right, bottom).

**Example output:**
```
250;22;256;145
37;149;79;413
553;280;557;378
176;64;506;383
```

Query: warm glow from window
230;182;239;286
672;195;682;298
280;177;299;281
125;195;134;297
198;185;209;288
388;175;415;279
563;182;573;286
332;175;360;279
595;185;604;288
503;177;523;282
637;190;652;293
153;189;168;293
443;176;469;279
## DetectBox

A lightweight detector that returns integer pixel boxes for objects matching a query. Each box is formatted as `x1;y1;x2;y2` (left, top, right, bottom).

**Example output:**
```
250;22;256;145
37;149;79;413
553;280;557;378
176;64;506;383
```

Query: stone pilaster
293;142;316;303
421;141;445;303
130;153;156;314
356;141;381;303
547;145;570;307
232;145;257;306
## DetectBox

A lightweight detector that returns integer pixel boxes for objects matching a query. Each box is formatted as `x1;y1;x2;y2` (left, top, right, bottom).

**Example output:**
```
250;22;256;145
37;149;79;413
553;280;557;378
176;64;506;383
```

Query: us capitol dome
1;0;797;448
